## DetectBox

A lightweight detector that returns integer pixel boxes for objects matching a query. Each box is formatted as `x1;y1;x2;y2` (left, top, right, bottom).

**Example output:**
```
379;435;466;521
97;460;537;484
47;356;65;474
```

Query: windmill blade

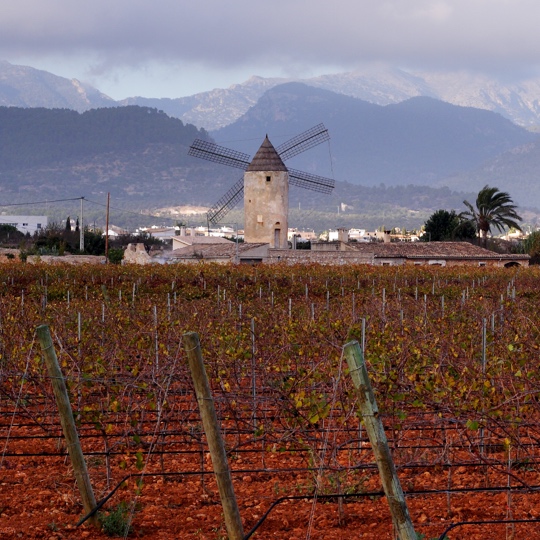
288;168;335;194
189;139;250;171
276;124;330;161
207;177;245;224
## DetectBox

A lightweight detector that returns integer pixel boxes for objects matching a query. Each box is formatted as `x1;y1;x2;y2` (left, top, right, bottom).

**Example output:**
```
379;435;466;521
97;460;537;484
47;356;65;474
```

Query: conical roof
246;136;288;172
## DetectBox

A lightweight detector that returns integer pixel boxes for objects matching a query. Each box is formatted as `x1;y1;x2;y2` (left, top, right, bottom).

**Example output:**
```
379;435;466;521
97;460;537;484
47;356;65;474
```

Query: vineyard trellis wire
1;263;540;538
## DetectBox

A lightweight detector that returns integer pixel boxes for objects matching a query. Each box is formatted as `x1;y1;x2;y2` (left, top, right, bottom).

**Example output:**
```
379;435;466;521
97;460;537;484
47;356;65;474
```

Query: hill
0;106;227;209
0;103;530;231
123;68;540;130
439;140;540;209
5;60;540;132
0;106;209;170
0;60;114;111
213;83;536;187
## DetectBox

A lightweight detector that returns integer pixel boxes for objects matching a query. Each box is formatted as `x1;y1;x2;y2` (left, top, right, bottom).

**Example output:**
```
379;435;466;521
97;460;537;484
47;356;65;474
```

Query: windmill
188;124;334;247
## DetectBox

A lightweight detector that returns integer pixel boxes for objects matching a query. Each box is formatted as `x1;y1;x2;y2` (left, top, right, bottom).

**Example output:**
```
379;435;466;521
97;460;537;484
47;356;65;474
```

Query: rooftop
246;136;288;172
173;236;233;246
348;241;529;260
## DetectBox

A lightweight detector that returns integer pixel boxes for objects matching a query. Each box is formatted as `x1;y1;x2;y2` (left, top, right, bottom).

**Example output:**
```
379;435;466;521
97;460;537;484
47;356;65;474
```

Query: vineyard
2;262;540;539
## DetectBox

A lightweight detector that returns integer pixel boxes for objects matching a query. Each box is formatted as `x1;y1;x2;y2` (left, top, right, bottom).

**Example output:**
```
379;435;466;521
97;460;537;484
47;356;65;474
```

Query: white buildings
0;215;47;235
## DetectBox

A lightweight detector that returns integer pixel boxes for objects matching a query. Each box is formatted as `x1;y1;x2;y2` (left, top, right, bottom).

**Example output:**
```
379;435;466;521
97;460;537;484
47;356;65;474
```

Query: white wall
0;216;47;235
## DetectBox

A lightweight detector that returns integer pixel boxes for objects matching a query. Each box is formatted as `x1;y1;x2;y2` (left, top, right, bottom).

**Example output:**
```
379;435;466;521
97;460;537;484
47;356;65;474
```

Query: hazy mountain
439;140;540;209
309;69;540;128
123;68;540;130
212;83;536;188
0;61;115;111
0;104;485;231
0;105;212;169
4;60;540;132
415;71;540;128
119;76;286;132
0;106;222;207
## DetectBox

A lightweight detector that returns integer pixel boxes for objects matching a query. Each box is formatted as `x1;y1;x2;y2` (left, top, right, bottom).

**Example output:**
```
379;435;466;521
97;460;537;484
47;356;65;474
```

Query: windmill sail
190;124;335;225
288;168;335;194
276;124;330;161
207;177;245;224
188;140;250;170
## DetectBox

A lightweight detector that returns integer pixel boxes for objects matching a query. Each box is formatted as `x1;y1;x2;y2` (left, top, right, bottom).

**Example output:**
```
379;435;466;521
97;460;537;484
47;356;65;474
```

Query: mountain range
3;60;540;130
0;60;114;111
0;101;479;230
212;83;535;190
1;60;540;230
127;69;540;131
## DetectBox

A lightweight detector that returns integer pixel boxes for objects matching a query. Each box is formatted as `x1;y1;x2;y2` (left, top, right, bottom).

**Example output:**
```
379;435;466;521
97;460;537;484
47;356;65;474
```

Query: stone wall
26;255;106;265
266;249;374;265
403;258;528;268
265;249;528;267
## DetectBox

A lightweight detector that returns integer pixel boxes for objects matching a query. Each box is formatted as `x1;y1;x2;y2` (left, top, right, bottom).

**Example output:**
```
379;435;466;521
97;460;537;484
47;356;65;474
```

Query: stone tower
244;136;289;248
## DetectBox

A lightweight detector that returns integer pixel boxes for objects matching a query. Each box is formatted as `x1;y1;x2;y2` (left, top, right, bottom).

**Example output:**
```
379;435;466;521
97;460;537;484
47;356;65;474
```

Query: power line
0;197;83;207
0;195;206;226
84;198;204;225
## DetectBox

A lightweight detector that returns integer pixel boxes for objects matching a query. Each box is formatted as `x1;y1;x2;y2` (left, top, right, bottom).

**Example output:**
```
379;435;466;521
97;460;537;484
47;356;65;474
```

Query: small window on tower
266;176;271;182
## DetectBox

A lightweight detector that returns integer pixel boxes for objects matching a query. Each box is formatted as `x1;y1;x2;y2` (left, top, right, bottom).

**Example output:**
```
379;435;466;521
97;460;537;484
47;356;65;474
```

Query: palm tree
461;185;522;248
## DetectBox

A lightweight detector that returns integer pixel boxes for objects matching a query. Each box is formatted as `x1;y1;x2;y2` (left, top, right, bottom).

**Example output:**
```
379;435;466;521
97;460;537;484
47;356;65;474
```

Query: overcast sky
1;0;540;100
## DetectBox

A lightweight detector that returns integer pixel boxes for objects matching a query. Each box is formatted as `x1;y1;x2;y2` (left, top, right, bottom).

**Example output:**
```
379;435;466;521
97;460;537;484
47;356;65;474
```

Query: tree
65;216;71;232
522;230;540;263
422;209;475;242
461;185;522;248
83;230;106;255
0;224;24;246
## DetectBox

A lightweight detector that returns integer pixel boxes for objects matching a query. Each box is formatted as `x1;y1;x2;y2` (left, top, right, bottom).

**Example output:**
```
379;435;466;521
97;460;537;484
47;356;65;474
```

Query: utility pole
235;223;239;263
80;197;84;253
105;193;110;263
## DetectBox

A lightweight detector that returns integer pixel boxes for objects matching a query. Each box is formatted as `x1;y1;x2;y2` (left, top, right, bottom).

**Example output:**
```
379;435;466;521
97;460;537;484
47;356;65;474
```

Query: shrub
108;248;124;265
99;502;133;537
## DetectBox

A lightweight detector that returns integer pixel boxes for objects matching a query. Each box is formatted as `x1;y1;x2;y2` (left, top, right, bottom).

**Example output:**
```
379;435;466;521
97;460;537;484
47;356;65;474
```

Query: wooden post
183;332;244;540
105;192;110;263
36;325;98;526
343;340;417;540
80;196;85;253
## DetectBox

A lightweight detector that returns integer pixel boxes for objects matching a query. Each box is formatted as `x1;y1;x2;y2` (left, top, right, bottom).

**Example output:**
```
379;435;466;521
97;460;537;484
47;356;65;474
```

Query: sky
1;0;540;100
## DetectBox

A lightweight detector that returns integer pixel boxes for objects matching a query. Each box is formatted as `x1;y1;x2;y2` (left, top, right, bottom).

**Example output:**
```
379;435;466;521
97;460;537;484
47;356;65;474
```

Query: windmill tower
188;124;334;247
244;136;288;247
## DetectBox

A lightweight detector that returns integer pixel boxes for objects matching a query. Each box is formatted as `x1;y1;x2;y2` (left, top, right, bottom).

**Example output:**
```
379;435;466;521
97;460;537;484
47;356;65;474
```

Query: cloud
2;0;540;80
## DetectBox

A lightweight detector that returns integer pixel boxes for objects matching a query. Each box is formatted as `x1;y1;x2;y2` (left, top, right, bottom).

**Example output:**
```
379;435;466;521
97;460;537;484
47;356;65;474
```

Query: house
0;215;47;235
145;227;177;240
172;235;234;251
288;228;317;242
105;225;129;237
267;241;529;267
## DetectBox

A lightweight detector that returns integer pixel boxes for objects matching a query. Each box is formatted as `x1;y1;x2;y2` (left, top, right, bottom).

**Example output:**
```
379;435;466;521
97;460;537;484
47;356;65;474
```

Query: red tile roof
348;241;529;260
